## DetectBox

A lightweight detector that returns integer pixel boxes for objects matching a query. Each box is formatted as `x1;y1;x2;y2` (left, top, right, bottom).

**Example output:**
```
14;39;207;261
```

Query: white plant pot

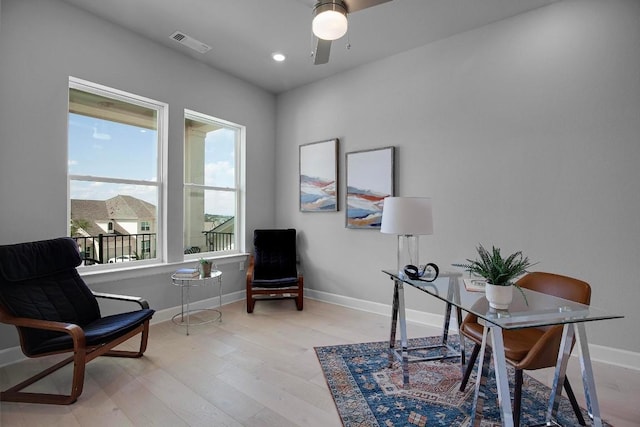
485;282;513;310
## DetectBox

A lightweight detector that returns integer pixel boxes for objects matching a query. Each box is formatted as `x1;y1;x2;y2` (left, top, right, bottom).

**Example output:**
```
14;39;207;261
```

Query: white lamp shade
380;197;434;235
312;10;348;40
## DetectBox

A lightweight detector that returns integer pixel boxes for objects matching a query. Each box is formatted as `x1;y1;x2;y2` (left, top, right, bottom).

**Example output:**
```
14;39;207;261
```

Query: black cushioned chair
246;229;303;313
0;237;154;404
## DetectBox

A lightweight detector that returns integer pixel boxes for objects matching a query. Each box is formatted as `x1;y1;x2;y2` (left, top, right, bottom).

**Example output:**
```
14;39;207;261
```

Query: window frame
183;109;245;259
67;76;168;269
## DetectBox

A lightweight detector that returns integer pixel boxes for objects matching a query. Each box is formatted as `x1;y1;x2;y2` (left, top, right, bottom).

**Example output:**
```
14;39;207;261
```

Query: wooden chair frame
0;292;151;405
246;255;304;313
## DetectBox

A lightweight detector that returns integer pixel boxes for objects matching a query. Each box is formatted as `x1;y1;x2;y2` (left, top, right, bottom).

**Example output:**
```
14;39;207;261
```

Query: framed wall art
299;139;338;212
345;146;395;229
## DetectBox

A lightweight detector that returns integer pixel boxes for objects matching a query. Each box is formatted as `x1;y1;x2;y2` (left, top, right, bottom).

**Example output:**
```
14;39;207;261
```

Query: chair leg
0;352;85;405
459;343;480;391
514;369;523;427
564;378;587;426
246;282;255;313
105;321;150;358
296;278;304;311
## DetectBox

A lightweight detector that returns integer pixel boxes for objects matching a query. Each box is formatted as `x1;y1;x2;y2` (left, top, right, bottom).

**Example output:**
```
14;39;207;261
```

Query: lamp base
397;234;419;279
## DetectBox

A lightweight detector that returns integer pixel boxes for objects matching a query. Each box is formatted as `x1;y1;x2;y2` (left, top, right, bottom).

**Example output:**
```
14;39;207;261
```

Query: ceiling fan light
312;4;348;41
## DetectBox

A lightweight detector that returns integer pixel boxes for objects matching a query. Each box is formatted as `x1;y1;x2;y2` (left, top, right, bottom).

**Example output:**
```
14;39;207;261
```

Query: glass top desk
382;269;623;427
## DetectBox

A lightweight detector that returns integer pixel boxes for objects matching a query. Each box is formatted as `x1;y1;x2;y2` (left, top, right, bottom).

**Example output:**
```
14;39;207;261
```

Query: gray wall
0;0;276;349
276;0;640;354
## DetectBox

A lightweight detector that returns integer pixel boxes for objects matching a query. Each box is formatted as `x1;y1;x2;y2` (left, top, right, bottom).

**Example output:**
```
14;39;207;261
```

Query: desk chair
246;229;303;313
459;272;591;426
0;237;154;404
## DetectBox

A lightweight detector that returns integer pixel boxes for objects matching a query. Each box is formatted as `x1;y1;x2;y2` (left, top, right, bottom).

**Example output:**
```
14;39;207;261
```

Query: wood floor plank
217;363;340;427
136;368;242;426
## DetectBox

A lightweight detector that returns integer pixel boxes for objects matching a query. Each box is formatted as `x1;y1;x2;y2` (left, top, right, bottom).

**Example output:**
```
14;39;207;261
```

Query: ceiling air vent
169;31;211;54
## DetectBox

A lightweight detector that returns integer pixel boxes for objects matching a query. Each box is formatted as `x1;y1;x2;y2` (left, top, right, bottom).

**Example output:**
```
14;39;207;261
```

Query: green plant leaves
462;244;533;286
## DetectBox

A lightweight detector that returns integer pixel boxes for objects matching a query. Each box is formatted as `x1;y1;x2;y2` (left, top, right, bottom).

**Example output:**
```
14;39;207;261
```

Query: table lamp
380;197;433;278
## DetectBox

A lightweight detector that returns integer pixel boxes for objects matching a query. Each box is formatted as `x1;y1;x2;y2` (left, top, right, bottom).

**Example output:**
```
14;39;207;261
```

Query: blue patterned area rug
315;336;611;427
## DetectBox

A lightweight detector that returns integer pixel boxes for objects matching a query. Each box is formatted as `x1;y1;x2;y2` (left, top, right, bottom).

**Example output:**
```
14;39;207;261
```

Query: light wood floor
1;299;639;426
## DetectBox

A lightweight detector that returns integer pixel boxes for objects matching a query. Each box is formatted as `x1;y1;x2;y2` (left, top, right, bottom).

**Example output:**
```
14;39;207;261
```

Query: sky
68;113;237;216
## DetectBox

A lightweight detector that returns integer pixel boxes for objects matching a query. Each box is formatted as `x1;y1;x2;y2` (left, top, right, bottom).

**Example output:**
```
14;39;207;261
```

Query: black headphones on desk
404;263;439;282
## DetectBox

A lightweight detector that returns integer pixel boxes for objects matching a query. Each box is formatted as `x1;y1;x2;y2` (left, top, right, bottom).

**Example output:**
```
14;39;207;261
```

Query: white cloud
204;161;234;187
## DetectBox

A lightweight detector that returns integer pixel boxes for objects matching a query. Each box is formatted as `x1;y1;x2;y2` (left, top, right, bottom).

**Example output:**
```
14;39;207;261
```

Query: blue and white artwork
300;139;338;212
346;147;395;229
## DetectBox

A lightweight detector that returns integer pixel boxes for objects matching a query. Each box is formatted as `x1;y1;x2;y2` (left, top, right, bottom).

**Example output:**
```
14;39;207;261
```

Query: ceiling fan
311;0;392;65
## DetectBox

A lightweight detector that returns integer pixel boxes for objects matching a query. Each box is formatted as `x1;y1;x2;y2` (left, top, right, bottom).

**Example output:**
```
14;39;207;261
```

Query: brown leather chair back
517;271;591;305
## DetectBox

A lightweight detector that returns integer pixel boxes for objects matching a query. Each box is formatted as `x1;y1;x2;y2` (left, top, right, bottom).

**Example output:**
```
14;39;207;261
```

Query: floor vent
169;31;211;54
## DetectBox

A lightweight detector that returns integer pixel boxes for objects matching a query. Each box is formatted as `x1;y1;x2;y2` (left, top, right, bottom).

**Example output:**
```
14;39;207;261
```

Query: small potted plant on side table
461;244;534;309
199;258;213;278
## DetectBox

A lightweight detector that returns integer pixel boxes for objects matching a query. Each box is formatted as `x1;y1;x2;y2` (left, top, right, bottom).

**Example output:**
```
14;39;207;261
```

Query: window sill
80;253;250;284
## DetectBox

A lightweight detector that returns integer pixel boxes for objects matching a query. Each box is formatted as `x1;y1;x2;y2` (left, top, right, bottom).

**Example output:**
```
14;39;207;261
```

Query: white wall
0;0;276;350
276;0;640;354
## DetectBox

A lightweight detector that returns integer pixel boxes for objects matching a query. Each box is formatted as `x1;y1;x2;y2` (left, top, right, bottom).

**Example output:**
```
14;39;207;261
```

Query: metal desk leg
472;326;492;427
547;324;574;424
576;322;603;427
442;300;453;345
397;280;410;387
471;326;514;427
491;327;514;426
389;279;400;368
385;277;409;387
446;275;466;373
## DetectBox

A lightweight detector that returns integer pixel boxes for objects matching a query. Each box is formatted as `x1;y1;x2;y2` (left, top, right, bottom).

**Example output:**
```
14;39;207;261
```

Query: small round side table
171;270;222;335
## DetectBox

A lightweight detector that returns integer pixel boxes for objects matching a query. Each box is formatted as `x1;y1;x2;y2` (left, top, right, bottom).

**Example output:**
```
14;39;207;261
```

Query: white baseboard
2;289;638;372
305;288;640;371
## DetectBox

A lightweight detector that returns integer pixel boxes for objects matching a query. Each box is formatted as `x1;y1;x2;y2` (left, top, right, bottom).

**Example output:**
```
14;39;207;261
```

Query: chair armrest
246;255;255;285
0;307;86;351
92;291;149;309
0;313;80;334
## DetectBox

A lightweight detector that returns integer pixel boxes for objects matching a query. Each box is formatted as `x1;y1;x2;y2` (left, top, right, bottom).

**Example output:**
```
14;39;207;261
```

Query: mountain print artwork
299;139;338;212
346;146;395;229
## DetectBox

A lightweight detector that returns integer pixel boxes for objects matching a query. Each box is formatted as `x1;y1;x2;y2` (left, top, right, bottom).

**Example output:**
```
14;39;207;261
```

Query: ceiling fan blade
343;0;392;13
314;38;332;65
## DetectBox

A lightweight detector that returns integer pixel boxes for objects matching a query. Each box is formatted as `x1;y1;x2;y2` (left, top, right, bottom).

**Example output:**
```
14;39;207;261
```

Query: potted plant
199;258;213;278
461;244;534;309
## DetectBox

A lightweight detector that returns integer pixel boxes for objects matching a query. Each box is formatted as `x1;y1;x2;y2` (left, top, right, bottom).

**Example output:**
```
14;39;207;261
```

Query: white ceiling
60;0;556;94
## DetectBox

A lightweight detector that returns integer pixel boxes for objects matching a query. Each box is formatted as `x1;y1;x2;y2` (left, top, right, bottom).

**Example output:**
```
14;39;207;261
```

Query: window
68;77;166;267
184;110;244;256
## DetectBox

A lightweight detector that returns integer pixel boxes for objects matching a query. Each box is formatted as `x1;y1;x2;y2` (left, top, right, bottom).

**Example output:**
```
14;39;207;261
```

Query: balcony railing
203;231;234;252
73;231;234;264
72;233;155;265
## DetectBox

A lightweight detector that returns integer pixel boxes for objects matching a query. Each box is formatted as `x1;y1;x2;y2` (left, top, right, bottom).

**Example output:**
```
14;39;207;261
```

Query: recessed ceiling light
272;53;286;62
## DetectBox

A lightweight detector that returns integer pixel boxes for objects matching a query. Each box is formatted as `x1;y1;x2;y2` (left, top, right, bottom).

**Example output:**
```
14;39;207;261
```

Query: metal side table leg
185;284;191;335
